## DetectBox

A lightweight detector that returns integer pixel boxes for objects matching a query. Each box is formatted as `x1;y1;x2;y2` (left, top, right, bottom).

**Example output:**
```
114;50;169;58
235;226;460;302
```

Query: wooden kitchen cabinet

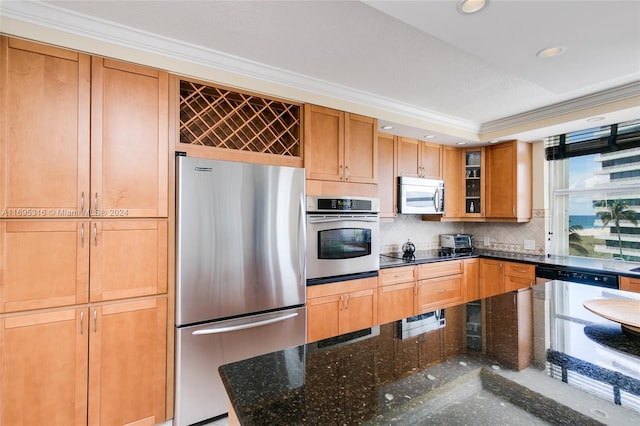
461;148;484;218
306;276;378;342
0;308;88;426
304;104;377;184
441;146;462;218
620;276;640;293
479;258;504;299
463;258;480;302
91;57;169;218
485;288;533;370
0;37;90;217
416;260;464;313
0;219;168;312
378;266;416;323
397;137;442;179
486;140;532;222
0;220;89;313
0;298;167;426
503;262;535;292
480;259;535;298
377;133;397;218
1;38;169;219
88;298;167;426
89;220;168;302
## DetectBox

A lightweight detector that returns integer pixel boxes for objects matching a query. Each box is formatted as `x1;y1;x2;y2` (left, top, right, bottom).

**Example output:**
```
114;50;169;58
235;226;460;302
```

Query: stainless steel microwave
397;176;444;214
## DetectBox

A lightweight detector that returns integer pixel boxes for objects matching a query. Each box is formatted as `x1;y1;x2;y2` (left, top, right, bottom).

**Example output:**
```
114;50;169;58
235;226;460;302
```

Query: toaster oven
440;234;473;255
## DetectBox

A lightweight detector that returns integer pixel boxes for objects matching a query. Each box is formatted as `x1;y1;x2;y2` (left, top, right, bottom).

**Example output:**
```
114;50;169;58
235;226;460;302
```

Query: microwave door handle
434;189;441;211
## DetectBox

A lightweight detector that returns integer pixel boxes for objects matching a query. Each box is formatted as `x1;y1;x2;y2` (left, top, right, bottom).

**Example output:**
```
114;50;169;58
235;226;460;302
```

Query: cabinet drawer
504;275;533;292
417;276;463;313
620;276;640;293
379;266;415;286
307;276;378;299
418;260;463;279
504;262;535;280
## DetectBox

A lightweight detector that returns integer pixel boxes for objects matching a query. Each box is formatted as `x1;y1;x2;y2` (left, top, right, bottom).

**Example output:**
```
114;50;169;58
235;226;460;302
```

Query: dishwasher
535;264;619;288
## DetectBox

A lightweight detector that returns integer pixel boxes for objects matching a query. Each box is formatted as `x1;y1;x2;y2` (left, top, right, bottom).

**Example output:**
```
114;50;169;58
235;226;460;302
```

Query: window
548;119;640;261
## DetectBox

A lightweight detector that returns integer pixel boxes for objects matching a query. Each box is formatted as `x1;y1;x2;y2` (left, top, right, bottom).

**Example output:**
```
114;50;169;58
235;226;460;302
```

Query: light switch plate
524;239;535;250
483;236;490;246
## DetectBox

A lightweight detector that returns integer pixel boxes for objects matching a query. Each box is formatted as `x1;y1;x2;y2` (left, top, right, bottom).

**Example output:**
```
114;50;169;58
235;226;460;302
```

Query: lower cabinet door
0;308;88;426
340;288;377;335
307;294;341;343
377;282;415;324
88;297;167;426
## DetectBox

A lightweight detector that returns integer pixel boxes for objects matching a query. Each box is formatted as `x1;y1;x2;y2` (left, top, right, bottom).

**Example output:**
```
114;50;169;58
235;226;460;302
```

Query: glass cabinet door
464;150;482;214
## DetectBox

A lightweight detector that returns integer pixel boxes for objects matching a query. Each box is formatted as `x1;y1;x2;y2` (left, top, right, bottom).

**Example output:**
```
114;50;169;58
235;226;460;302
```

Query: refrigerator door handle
192;312;299;336
299;193;306;287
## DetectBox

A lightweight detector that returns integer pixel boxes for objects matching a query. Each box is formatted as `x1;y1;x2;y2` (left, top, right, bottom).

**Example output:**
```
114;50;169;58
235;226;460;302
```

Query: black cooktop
381;249;475;264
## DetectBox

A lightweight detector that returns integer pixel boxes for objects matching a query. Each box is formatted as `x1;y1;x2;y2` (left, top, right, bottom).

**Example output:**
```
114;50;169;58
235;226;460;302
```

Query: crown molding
2;1;637;141
480;81;640;135
0;1;480;136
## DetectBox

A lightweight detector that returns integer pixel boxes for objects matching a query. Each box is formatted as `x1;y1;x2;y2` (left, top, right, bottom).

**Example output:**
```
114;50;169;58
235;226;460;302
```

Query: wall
381;141;547;255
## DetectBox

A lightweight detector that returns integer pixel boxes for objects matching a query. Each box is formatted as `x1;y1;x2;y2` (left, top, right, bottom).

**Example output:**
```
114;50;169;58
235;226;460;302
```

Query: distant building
592;146;640;261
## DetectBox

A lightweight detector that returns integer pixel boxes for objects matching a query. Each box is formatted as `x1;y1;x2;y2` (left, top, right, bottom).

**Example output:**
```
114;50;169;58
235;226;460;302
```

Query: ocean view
569;215;598;230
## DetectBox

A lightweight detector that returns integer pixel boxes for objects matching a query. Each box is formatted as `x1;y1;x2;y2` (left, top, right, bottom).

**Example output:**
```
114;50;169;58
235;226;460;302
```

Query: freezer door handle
191;312;299;335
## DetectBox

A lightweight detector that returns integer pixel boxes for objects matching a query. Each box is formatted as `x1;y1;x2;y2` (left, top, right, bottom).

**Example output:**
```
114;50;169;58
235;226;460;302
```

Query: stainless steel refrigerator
175;156;307;425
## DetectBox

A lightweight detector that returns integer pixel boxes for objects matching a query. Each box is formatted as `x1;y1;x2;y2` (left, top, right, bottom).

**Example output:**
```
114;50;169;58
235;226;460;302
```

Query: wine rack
179;80;301;157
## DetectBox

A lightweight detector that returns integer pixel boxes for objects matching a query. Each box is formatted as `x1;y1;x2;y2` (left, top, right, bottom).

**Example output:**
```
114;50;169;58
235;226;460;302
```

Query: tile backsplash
381;209;546;255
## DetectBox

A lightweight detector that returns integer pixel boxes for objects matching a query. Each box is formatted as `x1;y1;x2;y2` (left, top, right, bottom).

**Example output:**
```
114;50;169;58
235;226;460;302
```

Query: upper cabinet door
442;146;462;218
486;140;532;221
344;113;377;183
91;58;168;218
377;133;397;217
397;137;421;178
419;141;442;179
397;137;441;179
304;104;344;181
304;105;377;184
0;37;90;218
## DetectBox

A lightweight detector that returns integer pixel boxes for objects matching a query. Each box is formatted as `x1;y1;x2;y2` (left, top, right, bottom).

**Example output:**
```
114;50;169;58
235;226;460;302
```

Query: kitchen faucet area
1;1;640;425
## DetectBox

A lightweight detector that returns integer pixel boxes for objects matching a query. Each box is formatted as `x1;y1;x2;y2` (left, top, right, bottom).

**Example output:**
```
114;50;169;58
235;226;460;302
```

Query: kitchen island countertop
219;299;640;425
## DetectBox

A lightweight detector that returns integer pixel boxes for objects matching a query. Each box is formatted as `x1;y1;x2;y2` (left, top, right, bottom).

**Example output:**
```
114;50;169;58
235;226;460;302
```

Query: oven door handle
191;312;299;335
307;216;378;224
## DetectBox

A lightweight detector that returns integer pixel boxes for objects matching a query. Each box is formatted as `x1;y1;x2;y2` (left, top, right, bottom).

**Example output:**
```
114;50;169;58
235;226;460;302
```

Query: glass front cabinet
463;148;485;217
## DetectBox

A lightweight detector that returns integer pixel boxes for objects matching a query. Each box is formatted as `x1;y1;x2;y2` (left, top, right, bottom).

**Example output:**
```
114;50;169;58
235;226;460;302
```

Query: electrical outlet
524;239;535;250
483;236;490;246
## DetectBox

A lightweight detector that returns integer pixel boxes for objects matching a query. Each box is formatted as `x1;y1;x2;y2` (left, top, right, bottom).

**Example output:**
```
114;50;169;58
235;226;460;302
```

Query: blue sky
568;154;605;216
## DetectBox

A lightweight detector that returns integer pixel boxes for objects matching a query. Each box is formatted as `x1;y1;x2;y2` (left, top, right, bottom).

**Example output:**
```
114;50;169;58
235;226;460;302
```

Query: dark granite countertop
379;249;640;279
220;282;640;425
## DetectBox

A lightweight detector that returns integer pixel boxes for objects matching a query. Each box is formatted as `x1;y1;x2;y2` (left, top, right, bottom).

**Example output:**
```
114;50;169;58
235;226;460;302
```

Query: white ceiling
1;0;640;145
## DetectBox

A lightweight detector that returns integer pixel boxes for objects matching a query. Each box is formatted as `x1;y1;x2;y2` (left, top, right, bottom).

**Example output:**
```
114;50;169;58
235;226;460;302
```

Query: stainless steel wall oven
306;196;380;282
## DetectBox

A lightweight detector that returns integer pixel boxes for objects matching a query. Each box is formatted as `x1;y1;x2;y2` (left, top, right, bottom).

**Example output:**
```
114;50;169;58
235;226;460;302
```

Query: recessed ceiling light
457;0;488;14
424;135;435;139
456;141;467;145
587;116;605;122
381;125;394;130
488;140;500;144
536;45;566;58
